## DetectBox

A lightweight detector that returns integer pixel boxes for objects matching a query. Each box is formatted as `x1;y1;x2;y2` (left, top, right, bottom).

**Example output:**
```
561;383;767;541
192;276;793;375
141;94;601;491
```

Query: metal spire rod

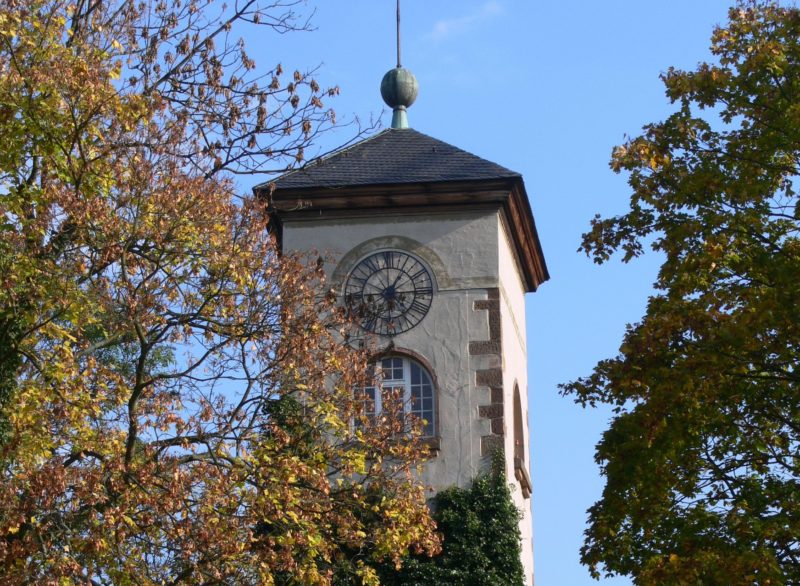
381;0;417;129
396;0;401;67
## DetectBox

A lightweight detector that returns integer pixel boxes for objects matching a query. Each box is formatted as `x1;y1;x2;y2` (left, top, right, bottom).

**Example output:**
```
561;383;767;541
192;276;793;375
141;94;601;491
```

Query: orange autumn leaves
0;1;438;584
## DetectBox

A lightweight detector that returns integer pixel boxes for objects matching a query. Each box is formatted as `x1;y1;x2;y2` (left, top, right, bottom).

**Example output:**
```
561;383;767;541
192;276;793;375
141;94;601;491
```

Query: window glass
361;356;435;437
362;386;377;419
409;361;434;437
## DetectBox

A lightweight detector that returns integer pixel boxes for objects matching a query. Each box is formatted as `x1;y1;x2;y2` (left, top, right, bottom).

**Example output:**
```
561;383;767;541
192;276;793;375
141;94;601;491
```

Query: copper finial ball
381;67;419;110
381;67;418;129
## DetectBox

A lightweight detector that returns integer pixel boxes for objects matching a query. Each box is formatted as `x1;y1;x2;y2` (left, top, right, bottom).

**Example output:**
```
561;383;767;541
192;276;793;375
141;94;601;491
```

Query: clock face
344;250;433;335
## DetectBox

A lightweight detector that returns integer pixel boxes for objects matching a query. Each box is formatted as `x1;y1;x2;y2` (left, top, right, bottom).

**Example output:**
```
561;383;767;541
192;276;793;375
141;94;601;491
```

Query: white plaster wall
498;216;535;586
283;209;534;584
284;211;502;490
283;211;499;291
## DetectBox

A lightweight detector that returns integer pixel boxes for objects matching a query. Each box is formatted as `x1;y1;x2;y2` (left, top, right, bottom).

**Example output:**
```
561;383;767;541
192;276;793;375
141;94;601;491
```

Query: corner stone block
479;403;504;420
476;368;503;389
481;434;505;456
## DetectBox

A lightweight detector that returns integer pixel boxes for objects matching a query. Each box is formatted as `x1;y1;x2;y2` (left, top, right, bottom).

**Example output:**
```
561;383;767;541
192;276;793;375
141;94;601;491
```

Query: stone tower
255;121;548;583
255;32;548;579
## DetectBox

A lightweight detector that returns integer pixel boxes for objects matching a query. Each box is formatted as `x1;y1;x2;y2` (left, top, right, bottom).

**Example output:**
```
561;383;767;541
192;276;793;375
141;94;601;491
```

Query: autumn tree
0;1;438;583
562;2;800;584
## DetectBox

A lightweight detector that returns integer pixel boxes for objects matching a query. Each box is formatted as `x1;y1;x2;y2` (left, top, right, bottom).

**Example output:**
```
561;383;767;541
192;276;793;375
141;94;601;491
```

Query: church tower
254;24;548;584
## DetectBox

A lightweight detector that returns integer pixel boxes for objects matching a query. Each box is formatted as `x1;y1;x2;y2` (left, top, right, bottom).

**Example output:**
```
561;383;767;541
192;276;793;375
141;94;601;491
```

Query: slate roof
259;128;520;191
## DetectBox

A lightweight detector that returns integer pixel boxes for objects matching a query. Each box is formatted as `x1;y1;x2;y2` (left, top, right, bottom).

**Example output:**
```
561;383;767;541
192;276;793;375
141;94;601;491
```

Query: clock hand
390;271;405;289
384;268;396;290
393;275;416;292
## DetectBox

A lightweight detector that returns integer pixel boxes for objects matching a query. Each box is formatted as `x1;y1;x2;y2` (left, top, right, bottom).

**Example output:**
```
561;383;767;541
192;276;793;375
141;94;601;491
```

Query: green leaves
563;1;800;583
378;465;525;586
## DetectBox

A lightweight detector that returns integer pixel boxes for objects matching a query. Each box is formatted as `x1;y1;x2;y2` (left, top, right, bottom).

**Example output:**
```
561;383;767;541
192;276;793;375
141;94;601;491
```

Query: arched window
361;356;436;437
513;385;525;464
513;384;532;499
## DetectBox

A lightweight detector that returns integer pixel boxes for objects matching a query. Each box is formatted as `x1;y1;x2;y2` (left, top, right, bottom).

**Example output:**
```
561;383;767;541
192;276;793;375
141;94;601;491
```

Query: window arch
361;355;436;437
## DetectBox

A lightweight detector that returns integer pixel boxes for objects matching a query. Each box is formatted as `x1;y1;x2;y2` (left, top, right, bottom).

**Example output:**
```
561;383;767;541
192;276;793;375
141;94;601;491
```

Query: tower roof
257;128;520;192
254;128;549;292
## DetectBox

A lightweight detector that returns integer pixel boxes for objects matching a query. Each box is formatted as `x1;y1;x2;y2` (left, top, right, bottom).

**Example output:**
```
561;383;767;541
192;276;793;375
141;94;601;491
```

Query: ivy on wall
378;459;525;586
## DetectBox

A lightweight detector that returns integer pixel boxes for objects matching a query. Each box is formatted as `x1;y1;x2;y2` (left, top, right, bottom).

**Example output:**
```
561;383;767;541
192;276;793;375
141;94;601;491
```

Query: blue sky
245;1;735;583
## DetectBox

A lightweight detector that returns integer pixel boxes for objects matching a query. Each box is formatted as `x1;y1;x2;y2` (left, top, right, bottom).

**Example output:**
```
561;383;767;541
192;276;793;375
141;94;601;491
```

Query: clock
344;250;433;335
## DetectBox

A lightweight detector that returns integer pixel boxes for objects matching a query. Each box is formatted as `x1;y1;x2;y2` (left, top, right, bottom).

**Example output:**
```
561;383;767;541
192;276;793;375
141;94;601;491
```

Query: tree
561;2;800;583
0;1;437;583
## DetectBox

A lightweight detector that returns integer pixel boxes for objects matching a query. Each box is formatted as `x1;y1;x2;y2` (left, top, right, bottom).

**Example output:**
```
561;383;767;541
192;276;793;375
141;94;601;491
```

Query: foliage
561;1;800;583
0;0;438;583
378;459;525;586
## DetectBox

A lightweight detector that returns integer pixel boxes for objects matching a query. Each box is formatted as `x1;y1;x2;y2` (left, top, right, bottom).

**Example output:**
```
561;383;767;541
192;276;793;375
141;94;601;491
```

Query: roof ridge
255;128;521;192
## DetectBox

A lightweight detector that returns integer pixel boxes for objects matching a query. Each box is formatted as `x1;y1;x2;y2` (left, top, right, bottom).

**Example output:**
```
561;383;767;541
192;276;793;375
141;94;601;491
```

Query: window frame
361;354;437;439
